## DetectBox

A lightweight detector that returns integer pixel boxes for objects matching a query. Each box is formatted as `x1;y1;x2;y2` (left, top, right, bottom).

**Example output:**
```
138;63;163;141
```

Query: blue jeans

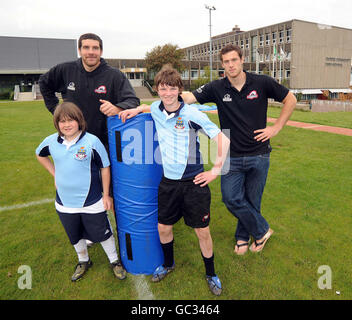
221;154;270;242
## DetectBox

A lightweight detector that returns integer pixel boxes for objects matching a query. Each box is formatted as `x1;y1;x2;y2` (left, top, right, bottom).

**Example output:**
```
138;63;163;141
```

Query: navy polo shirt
193;71;289;157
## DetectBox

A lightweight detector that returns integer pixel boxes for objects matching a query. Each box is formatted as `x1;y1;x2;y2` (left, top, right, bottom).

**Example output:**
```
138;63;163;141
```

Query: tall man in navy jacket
39;33;140;147
182;44;297;255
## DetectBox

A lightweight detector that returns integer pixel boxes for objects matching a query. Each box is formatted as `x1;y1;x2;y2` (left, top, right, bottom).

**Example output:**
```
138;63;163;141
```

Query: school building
182;19;352;99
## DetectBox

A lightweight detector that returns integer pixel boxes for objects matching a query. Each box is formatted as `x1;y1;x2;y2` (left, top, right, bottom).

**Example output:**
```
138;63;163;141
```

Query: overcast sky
1;0;351;59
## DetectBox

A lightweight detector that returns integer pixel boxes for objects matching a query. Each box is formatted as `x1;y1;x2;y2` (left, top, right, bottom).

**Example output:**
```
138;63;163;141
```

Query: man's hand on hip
253;125;280;142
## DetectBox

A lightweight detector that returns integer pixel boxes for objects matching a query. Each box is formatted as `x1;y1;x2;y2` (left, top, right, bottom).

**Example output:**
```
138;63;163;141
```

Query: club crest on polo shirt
223;94;232;102
247;90;259;100
196;85;205;93
67;82;75;91
75;146;87;160
175;117;185;130
94;85;107;94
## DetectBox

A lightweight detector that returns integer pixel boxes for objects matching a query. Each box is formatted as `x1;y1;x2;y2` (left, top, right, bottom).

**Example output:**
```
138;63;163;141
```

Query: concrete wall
291;20;352;89
311;100;352;112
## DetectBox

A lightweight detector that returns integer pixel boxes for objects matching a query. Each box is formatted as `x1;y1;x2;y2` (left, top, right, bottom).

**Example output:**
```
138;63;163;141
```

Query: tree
145;44;185;74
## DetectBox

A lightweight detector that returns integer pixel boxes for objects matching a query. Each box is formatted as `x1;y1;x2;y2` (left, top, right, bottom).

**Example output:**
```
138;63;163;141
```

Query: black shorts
158;176;211;228
56;210;113;245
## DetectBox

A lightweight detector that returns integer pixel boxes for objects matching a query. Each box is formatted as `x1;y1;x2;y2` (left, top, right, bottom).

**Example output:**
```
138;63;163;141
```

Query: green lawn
0;101;351;300
267;105;352;129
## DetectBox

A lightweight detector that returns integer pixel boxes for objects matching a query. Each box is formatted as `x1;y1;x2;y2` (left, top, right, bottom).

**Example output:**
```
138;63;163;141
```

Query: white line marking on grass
132;275;154;300
0;198;54;212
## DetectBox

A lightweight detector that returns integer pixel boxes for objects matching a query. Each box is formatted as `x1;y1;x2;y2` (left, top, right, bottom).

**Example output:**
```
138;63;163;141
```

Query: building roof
0;36;77;74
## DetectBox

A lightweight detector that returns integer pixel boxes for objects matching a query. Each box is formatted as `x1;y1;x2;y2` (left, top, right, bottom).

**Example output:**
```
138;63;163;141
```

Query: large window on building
272;32;277;45
286;29;292;42
259;35;264;47
251;36;258;63
191;70;198;79
265;34;270;45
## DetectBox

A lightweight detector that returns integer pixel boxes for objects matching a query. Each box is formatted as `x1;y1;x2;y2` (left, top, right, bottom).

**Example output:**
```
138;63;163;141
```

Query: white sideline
0;198;54;212
132;274;154;300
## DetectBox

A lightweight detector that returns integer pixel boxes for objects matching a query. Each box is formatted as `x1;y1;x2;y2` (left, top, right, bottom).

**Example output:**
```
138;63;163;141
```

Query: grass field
0;100;351;300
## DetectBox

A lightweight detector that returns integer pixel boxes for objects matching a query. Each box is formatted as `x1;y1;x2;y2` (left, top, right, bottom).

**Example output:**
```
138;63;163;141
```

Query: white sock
100;235;118;263
73;239;89;262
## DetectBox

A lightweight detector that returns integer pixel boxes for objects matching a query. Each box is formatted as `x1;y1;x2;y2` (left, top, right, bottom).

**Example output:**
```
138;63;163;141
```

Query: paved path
267;118;352;136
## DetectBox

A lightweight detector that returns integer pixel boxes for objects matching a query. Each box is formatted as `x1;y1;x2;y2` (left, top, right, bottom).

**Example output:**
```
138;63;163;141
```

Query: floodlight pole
205;5;216;82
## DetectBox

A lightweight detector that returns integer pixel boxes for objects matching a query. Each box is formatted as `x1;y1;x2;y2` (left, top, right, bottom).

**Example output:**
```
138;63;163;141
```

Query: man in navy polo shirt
182;44;297;255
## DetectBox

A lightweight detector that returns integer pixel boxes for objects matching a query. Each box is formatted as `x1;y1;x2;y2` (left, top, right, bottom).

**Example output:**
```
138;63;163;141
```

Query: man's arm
181;91;198;105
39;66;63;114
254;91;297;142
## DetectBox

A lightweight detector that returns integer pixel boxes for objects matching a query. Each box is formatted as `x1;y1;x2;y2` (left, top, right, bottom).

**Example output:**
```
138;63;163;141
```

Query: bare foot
234;240;249;255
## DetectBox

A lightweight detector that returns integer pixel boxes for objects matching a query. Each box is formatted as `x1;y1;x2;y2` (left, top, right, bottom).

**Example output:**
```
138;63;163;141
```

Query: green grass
0;101;351;300
267;105;352;129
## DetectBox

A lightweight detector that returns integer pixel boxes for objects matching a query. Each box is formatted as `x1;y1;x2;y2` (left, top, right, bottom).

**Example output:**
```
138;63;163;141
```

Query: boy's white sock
73;239;89;262
100;235;118;263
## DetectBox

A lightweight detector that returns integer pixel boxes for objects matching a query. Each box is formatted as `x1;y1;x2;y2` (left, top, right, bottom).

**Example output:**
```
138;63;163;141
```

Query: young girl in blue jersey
36;102;126;281
119;66;230;296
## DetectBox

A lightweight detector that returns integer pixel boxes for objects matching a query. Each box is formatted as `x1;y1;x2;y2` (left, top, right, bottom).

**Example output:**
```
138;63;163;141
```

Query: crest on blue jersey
175;117;185;130
75;146;87;160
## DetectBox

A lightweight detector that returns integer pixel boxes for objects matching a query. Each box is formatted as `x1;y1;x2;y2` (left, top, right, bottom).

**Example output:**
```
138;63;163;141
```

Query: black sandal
250;229;273;253
234;241;249;255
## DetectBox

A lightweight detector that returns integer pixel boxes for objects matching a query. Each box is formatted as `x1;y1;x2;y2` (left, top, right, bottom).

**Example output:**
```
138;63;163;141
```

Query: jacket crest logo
94;85;107;94
67;82;75;91
223;94;232;102
247;90;259;100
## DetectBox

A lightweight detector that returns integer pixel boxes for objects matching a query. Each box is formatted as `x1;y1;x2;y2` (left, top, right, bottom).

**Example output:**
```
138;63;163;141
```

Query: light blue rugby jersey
151;99;221;180
36;132;110;208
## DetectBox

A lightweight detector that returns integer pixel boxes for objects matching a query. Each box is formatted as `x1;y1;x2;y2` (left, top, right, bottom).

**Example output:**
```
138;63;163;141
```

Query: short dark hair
78;33;103;51
219;44;243;61
154;64;184;92
53;102;87;136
